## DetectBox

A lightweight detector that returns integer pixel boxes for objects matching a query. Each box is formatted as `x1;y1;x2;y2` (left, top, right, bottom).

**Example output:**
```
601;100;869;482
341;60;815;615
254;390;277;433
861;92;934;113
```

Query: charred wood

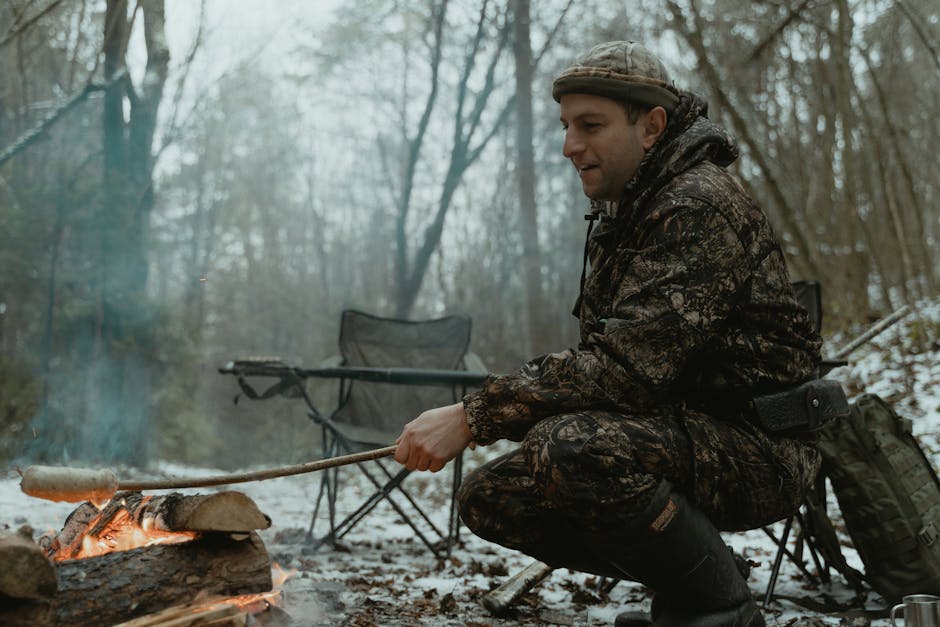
1;531;272;626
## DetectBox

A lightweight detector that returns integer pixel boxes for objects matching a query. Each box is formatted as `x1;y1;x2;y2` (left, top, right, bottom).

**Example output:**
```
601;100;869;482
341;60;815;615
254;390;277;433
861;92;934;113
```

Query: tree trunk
512;0;544;355
87;0;169;462
394;9;514;318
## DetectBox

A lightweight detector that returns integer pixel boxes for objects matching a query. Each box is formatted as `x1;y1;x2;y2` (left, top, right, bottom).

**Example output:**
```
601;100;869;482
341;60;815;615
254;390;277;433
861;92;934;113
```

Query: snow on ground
1;300;937;626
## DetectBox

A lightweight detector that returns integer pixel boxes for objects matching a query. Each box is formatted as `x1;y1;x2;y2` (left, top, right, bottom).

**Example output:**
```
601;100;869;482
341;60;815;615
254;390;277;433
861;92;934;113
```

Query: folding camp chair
305;309;487;558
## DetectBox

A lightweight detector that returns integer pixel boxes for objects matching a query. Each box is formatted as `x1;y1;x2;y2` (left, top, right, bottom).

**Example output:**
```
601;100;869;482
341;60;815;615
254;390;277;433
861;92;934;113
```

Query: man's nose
562;129;583;159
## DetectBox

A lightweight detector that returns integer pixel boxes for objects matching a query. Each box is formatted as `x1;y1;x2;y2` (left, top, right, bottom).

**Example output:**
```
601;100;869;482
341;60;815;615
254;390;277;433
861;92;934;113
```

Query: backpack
808;393;940;601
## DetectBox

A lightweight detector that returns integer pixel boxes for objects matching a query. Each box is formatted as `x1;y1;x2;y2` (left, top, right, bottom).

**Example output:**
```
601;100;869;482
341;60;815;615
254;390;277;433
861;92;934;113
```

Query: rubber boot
612;552;754;627
602;485;764;627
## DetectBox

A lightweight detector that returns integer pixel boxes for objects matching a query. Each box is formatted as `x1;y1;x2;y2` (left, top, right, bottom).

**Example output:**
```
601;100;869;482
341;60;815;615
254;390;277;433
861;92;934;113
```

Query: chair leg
306;424;460;558
307;428;341;545
763;515;793;606
762;511;825;605
371;458;447;539
332;465;448;557
795;510;830;584
307;467;330;542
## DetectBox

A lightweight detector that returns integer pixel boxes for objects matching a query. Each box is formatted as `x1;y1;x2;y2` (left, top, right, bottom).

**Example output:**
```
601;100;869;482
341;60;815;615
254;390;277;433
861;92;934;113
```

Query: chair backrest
331;309;473;445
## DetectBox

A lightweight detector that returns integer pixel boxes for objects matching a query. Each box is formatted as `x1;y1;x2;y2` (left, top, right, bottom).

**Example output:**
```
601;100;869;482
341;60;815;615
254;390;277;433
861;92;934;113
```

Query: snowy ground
2;300;937;626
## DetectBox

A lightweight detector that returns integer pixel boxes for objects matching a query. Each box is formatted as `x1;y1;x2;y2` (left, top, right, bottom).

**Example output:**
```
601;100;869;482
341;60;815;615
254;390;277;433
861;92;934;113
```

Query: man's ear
642;106;668;150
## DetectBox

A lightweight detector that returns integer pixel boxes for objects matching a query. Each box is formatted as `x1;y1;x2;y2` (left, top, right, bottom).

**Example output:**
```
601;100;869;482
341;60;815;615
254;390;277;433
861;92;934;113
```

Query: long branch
0;71;125;167
395;0;448;291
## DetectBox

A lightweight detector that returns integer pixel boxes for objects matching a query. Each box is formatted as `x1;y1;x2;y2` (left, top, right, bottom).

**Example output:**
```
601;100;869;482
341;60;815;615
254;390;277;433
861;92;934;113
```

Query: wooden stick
21;445;397;503
119;445;398;491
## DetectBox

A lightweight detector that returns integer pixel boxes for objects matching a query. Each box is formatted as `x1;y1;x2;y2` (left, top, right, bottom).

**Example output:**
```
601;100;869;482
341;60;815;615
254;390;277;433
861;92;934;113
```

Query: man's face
559;93;652;203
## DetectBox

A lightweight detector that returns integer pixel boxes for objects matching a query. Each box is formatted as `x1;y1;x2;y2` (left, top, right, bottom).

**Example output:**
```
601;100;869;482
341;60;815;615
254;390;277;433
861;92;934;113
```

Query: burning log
1;492;276;626
51;532;272;625
42;491;271;561
3;530;273;626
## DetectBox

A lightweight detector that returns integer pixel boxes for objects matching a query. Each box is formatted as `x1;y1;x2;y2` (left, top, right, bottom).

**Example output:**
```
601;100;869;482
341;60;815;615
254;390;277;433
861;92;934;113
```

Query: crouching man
396;41;824;627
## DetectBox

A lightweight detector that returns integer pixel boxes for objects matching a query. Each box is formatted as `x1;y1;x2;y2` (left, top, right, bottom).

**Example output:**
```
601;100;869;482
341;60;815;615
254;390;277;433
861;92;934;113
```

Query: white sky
129;0;343;91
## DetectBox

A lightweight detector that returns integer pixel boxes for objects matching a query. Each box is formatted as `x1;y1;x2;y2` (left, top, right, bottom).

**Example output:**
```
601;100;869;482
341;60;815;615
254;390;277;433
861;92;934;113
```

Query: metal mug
891;594;940;627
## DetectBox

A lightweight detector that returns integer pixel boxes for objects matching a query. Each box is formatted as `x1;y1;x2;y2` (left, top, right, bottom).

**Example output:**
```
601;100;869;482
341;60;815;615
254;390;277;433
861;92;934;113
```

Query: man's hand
395;402;473;472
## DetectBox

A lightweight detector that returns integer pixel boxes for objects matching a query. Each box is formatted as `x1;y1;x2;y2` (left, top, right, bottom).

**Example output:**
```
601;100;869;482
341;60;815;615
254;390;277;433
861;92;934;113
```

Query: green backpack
810;393;940;601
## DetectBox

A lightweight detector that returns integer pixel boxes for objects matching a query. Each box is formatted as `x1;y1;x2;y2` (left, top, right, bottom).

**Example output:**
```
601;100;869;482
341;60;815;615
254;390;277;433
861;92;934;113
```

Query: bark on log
134;491;272;533
1;531;272;626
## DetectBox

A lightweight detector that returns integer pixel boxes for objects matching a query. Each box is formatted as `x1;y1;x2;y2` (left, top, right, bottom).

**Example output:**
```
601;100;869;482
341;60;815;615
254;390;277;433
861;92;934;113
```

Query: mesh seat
307;309;484;557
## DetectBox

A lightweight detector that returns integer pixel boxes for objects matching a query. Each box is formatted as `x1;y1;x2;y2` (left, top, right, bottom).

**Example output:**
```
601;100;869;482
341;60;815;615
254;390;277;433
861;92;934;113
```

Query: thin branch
394;0;448;292
454;0;490;140
0;0;66;49
894;0;940;75
667;0;817;274
467;93;514;165
533;0;574;68
153;0;206;163
746;0;813;63
464;14;511;146
0;70;126;167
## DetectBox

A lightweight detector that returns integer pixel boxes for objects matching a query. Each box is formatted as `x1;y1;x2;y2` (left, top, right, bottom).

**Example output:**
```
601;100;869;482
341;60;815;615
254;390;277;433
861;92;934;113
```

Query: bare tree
86;0;169;461
511;0;545;354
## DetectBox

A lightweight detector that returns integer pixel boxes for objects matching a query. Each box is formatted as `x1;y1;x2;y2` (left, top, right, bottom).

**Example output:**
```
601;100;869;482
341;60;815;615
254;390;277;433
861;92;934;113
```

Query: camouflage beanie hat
552;41;679;111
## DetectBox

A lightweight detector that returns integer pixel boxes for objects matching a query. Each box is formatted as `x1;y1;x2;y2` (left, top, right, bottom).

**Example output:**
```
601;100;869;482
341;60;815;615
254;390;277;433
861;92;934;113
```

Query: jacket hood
614;91;739;219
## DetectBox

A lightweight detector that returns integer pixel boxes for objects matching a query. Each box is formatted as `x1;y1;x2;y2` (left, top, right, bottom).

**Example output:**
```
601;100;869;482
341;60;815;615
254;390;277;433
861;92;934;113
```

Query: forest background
1;0;937;468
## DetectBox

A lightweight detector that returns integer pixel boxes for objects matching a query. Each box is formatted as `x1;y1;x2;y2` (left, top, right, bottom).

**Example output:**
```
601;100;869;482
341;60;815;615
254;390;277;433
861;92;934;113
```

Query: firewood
0;528;57;600
0;531;272;627
41;491;270;561
38;501;100;558
132;491;272;533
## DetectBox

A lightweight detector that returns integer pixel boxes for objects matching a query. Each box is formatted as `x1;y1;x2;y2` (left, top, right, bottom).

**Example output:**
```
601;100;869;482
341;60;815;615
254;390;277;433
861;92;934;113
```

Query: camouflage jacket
464;92;822;445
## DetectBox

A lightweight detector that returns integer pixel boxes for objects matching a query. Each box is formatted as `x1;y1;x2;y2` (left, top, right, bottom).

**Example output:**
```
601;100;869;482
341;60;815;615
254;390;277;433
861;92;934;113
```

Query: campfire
0;490;290;626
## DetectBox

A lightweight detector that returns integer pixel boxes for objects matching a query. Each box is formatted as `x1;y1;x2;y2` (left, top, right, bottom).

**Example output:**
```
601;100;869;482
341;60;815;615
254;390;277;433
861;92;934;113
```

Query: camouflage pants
457;408;820;576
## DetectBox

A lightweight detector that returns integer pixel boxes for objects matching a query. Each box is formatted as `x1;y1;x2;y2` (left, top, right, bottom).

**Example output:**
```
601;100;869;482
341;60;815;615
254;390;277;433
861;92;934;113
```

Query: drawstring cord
575;212;599;317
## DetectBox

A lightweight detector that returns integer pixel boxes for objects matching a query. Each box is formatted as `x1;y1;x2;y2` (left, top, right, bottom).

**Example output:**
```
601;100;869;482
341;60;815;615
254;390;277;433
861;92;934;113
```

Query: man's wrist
462;392;495;445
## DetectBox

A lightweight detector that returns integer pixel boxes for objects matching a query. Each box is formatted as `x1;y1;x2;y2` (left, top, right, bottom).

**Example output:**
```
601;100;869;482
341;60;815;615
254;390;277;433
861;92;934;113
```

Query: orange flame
52;496;196;562
272;562;298;588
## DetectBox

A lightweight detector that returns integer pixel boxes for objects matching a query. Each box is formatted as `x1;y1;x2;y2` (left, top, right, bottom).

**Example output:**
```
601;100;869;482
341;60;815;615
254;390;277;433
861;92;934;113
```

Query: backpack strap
801;472;868;592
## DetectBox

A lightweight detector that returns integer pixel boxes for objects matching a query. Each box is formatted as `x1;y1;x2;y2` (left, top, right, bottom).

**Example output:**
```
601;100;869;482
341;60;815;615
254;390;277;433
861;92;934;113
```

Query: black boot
602;484;764;627
612;553;756;627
